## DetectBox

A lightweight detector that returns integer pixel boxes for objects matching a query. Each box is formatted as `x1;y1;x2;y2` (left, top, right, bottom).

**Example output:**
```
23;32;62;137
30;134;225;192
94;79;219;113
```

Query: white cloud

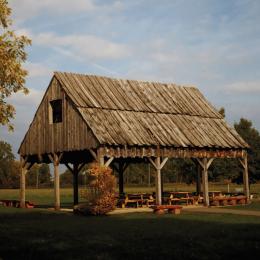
10;0;96;23
25;62;53;78
224;81;260;94
33;32;130;61
8;88;44;107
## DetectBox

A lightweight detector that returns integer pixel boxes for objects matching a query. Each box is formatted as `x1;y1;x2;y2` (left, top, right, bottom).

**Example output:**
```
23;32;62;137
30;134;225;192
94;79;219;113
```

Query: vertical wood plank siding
19;77;98;156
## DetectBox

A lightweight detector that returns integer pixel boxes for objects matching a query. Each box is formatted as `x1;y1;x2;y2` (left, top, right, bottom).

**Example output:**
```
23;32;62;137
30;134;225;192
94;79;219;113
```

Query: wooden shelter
18;72;250;209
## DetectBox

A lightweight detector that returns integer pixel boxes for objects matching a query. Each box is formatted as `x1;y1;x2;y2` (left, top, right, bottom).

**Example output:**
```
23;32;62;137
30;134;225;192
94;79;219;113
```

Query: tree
26;164;40;187
0;140;20;188
38;164;51;186
0;0;31;130
26;163;51;188
234;118;260;183
60;169;73;187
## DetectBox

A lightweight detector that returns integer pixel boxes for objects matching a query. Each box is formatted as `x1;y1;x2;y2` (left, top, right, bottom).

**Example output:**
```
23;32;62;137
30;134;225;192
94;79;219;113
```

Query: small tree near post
78;164;116;215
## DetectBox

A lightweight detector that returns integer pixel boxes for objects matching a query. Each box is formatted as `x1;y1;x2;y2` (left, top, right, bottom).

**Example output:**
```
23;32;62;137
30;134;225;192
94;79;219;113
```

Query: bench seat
151;205;182;215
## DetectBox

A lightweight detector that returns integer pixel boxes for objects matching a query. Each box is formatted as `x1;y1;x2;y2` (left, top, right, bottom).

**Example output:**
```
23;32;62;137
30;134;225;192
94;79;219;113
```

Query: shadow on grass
34;202;74;209
0;208;260;260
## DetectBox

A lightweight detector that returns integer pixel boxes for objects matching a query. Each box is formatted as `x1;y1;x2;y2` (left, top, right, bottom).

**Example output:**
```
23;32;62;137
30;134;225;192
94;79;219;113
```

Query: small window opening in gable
49;99;62;123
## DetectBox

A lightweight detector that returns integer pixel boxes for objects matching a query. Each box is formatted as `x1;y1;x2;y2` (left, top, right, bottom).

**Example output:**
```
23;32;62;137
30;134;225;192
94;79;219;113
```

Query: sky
1;0;260;157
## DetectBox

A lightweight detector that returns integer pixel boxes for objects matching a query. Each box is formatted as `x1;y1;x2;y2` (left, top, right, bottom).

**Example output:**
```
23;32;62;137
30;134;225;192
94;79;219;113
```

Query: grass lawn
1;187;260;259
0;206;260;260
1;183;259;208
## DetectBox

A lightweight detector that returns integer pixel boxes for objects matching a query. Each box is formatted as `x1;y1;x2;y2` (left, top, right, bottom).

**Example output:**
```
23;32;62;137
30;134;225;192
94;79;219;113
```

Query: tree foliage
234;118;260;183
0;140;21;188
0;0;31;130
26;163;51;188
80;164;116;215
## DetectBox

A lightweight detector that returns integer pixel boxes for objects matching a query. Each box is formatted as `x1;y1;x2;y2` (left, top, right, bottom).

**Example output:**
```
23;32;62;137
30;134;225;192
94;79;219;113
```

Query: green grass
0;183;260;208
1;187;260;259
0;206;260;260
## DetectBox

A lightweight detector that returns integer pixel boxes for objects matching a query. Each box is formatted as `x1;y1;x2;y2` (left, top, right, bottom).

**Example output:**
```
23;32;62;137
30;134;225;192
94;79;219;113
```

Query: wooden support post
149;157;168;205
20;156;32;208
49;153;63;210
197;158;214;207
20;167;27;208
73;166;79;206
196;163;201;194
20;157;27;208
239;153;250;201
54;155;60;210
113;161;129;195
155;157;162;205
161;172;164;197
202;158;209;207
118;161;124;195
65;163;84;206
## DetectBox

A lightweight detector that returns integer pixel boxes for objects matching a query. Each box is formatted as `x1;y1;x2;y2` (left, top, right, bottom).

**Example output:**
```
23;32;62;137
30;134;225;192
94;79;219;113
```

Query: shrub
79;164;116;215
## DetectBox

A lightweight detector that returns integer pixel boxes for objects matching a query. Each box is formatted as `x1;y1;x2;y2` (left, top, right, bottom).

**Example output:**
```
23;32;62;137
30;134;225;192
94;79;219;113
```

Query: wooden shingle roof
55;72;248;149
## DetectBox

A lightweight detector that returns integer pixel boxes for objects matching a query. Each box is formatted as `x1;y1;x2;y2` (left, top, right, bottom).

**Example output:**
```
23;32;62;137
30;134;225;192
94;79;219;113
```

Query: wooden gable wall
19;76;99;156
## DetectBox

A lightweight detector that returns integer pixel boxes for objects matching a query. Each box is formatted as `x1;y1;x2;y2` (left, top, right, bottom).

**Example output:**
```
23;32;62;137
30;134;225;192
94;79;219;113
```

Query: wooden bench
0;199;35;208
210;196;247;206
151;205;182;215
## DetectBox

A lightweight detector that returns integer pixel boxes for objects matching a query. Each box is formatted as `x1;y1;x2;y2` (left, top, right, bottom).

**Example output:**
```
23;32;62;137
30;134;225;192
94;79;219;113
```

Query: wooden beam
207;158;214;169
105;157;114;167
148;158;157;169
196;158;204;169
65;163;73;173
160;157;168;169
239;158;245;169
78;163;85;173
89;149;97;160
149;157;168;170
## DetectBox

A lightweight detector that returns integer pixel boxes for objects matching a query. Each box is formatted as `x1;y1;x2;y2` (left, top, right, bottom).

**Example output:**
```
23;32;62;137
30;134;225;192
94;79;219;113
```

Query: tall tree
0;0;31;130
234;118;260;183
0;140;15;187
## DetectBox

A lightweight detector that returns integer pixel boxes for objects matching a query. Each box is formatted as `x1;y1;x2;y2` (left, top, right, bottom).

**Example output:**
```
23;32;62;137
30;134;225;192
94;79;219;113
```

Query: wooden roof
54;72;248;149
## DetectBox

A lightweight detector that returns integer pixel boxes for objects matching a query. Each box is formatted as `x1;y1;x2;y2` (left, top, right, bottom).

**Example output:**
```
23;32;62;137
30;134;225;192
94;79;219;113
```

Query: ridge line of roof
54;71;197;90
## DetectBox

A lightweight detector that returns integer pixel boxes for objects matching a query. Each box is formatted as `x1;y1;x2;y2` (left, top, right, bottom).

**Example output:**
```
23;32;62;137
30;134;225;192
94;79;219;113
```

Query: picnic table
210;195;247;206
0;199;35;208
117;193;155;208
163;191;195;205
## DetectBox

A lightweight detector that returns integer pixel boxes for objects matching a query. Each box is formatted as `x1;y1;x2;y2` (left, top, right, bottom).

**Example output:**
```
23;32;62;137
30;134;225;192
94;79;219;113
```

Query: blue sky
1;0;260;156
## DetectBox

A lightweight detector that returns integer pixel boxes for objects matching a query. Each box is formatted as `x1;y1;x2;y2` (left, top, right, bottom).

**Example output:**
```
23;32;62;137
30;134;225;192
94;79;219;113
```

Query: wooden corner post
239;151;250;201
20;156;28;208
